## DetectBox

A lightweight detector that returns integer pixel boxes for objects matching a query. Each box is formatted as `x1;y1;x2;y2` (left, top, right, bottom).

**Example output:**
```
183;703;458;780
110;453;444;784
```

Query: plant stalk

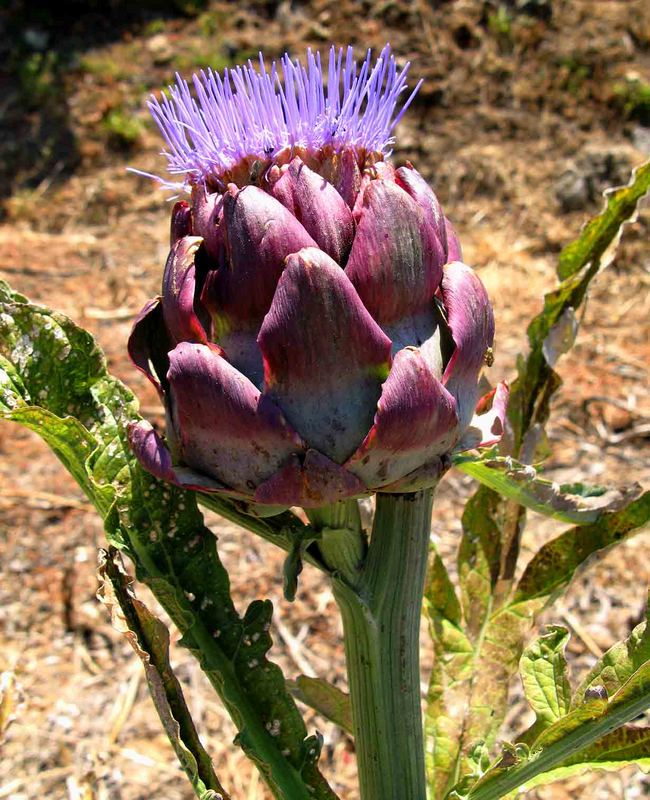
332;490;434;800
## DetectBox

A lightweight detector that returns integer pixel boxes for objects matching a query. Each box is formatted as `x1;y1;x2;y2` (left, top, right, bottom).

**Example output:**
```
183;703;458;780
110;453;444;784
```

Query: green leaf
425;494;531;797
432;494;649;796
520;626;571;731
97;548;228;800
456;486;504;634
432;469;648;797
0;281;338;800
573;596;650;705
514;492;650;605
453;158;650;612
0;281;107;418
288;676;353;735
424;548;505;798
558;160;650;280
509;160;650;451
427;602;535;798
1;398;110;510
427;549;463;627
424;617;475;797
509;726;650;792
443;742;494;800
446;500;650;795
453;454;641;525
430;162;650;800
463;659;650;799
107;442;338;795
424;551;470;794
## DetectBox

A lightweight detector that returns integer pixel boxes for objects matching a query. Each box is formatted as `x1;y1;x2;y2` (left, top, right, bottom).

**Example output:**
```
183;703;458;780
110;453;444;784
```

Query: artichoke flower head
128;45;508;508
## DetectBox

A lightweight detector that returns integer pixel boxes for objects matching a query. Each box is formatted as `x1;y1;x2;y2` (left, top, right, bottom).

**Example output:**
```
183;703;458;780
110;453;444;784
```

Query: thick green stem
333;490;434;800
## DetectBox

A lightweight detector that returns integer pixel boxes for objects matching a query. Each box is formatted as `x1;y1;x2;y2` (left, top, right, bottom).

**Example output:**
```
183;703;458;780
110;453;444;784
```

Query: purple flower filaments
145;44;422;189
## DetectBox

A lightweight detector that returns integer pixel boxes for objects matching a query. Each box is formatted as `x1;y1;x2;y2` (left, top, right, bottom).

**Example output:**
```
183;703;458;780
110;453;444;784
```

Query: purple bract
128;45;508;508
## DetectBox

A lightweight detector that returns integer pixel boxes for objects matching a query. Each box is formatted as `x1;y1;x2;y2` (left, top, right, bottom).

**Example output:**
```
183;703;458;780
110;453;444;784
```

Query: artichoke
128;45;507;508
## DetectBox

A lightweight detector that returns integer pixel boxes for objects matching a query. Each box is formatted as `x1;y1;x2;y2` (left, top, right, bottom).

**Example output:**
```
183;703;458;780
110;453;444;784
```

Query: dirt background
1;0;649;797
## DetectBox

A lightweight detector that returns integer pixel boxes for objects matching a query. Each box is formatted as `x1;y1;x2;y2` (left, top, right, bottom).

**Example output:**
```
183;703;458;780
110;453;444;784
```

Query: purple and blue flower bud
128;45;507;508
